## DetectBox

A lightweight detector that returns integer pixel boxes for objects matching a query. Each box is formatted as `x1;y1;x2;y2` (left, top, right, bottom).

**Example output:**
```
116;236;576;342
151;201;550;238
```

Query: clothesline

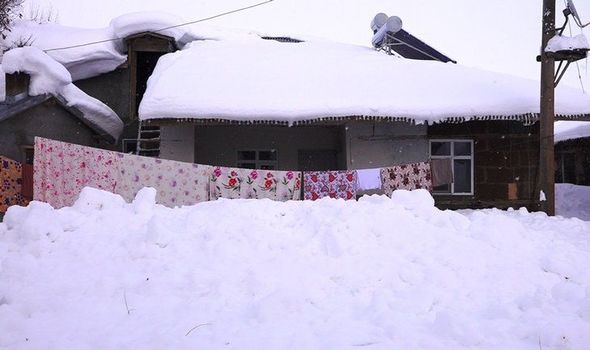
27;137;451;209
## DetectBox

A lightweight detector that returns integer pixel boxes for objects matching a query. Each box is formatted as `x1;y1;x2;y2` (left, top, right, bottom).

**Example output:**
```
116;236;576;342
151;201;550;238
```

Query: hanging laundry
210;167;302;201
34;138;121;208
380;162;433;196
303;170;358;200
356;168;382;191
118;154;211;207
430;158;454;187
0;155;25;213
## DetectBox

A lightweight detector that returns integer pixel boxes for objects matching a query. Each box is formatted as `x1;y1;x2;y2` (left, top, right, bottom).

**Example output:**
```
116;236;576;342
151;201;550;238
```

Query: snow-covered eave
141;112;590;127
52;94;119;143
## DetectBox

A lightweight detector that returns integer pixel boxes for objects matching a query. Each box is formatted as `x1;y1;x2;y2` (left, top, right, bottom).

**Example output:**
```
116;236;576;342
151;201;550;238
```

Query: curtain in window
118;154;211;207
380;162;433;196
33;137;121;209
209;167;302;201
0;155;27;213
430;158;453;187
303;170;358;200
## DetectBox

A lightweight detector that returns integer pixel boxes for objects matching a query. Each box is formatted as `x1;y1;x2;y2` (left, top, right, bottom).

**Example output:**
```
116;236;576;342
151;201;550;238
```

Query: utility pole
539;0;556;215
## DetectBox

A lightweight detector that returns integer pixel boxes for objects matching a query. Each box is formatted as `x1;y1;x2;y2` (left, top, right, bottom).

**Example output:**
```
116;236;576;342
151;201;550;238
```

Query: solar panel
387;29;456;64
371;14;456;64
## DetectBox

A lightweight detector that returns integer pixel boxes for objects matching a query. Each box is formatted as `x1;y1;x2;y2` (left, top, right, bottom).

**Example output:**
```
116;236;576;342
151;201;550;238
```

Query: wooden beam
539;0;556;215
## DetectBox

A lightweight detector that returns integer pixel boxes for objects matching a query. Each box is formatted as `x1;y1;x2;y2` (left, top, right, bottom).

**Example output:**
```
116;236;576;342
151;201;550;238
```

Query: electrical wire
44;0;274;53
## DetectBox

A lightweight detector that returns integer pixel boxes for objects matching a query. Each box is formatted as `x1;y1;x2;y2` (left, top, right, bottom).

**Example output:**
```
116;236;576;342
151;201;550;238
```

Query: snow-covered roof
139;35;590;124
555;121;590;143
1;12;203;81
2;47;124;140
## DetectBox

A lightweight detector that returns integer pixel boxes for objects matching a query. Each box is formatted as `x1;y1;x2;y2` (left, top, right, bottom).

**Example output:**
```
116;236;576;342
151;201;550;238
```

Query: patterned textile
430;158;453;187
210;167;302;201
118;154;211;207
380;162;433;196
0;156;25;213
34;138;121;208
303;171;358;200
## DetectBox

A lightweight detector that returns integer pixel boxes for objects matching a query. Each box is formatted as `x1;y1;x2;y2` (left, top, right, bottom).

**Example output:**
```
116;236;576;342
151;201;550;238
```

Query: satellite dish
371;13;389;33
567;0;590;28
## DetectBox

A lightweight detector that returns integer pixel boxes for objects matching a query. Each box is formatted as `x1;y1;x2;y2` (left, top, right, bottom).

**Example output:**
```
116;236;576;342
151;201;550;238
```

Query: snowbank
556;183;590;221
139;36;590;124
1;187;589;349
1;12;203;81
2;47;123;139
555;120;590;143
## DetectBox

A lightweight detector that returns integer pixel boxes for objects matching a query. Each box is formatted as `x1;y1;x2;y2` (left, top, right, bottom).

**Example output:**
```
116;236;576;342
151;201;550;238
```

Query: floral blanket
1;156;25;213
380;162;433;196
118;154;211;207
210;167;302;201
303;171;358;200
34;138;121;208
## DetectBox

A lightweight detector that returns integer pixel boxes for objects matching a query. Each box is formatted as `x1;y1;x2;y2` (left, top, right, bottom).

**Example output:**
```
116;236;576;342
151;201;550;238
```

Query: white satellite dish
568;0;590;28
371;13;389;33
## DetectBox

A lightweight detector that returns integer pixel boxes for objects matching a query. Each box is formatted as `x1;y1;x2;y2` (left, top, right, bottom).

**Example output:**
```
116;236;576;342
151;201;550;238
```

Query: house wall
160;125;195;163
74;67;140;147
345;121;429;169
428;120;540;211
0;99;100;163
555;138;590;185
193;125;346;170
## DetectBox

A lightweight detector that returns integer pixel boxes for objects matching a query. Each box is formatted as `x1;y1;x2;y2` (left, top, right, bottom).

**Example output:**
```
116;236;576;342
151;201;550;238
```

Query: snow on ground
140;35;590;123
1;187;589;349
555;120;590;143
556;183;590;221
2;47;123;139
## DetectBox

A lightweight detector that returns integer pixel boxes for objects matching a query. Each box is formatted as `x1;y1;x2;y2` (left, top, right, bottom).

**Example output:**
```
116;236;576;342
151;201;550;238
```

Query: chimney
4;72;30;103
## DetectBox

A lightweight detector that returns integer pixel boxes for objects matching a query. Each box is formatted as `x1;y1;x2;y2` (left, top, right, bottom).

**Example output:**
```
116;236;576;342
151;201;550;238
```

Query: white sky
23;0;590;90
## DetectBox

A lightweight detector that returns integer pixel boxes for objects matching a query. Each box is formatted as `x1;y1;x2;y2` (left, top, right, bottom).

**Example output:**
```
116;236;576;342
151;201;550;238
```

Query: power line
44;0;274;53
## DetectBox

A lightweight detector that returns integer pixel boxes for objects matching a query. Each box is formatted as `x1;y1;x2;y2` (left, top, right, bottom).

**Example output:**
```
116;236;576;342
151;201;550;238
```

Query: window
237;149;278;170
430;140;474;195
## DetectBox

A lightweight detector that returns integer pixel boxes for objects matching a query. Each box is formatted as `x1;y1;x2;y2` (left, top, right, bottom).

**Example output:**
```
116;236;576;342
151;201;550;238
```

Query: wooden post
539;0;556;215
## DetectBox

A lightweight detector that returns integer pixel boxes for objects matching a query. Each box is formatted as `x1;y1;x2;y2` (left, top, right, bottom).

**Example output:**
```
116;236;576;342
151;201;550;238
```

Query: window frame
236;149;279;170
429;139;475;196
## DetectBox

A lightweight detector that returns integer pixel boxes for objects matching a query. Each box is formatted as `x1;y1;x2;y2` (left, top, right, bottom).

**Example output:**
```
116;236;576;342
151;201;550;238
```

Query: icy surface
2;47;123;138
555;120;590;143
1;188;589;349
1;12;202;81
546;34;590;53
139;36;590;123
556;183;590;221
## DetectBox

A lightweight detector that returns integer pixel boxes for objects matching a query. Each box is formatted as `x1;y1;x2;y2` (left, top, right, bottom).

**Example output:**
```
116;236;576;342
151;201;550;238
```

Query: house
554;121;590;185
2;12;590;211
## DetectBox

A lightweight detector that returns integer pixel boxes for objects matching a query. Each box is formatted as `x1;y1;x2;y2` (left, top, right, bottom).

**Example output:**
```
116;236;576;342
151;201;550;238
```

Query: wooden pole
539;0;556;215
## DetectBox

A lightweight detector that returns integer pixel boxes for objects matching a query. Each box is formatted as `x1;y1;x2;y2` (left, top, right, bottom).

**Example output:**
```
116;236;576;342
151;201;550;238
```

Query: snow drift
2;47;123;139
1;187;589;349
1;12;203;81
